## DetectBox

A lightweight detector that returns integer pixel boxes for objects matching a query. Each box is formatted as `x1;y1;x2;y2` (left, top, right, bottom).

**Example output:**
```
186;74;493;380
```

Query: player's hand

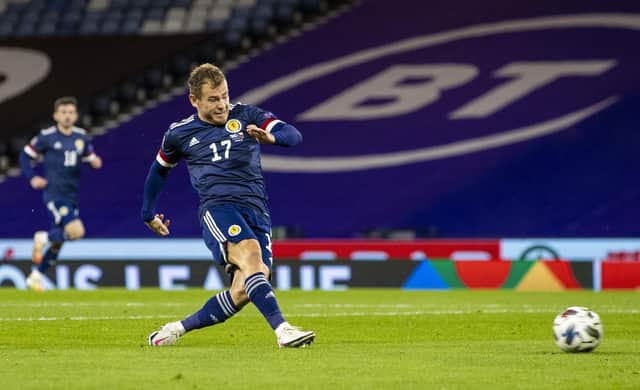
30;176;48;190
90;155;103;169
145;213;171;236
247;124;276;144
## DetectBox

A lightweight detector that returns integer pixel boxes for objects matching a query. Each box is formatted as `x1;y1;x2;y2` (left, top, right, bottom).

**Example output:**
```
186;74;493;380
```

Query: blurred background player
20;97;103;291
143;64;315;348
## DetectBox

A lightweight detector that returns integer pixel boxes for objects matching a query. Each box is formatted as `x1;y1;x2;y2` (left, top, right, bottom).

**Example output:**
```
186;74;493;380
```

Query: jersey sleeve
23;135;47;159
155;130;180;168
247;105;286;133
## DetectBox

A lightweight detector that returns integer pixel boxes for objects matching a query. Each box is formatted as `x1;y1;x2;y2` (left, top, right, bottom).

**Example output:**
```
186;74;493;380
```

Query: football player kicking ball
142;64;314;348
20;96;102;291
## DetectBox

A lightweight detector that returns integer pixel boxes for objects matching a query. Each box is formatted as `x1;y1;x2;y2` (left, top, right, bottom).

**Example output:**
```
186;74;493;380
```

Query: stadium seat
140;19;162;34
146;7;164;20
121;19;140;34
301;0;323;12
153;0;172;8
79;21;99;35
275;3;295;24
171;0;192;7
228;14;249;34
117;82;142;109
45;0;69;11
170;55;192;80
38;21;58;35
101;20;120;35
145;67;168;93
91;94;119;118
62;10;83;24
87;0;109;12
184;18;206;33
15;22;36;37
205;18;225;32
0;22;15;38
109;0;129;10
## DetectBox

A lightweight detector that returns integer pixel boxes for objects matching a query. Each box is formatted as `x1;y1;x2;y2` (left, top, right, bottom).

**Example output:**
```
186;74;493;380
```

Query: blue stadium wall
1;0;639;238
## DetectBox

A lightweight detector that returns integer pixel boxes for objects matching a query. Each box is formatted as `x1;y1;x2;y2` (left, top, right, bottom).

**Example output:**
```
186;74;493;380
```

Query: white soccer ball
553;306;603;352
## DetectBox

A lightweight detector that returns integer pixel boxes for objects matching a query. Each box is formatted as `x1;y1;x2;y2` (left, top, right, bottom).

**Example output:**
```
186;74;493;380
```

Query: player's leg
63;219;85;240
148;268;249;347
27;202;81;291
41;209;84;271
223;205;314;347
148;209;248;346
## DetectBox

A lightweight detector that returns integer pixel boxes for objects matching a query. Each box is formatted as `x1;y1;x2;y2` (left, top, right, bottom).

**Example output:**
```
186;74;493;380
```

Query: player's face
53;104;78;129
191;80;230;125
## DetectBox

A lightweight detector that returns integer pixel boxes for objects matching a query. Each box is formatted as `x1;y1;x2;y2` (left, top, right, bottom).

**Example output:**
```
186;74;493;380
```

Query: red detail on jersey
27;144;39;154
260;118;278;130
158;149;176;163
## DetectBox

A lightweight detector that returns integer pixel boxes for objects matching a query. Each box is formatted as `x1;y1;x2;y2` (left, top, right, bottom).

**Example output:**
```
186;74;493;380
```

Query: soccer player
20;96;103;291
143;64;315;348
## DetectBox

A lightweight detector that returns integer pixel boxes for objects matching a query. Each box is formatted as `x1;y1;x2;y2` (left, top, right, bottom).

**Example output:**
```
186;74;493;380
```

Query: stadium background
0;0;639;291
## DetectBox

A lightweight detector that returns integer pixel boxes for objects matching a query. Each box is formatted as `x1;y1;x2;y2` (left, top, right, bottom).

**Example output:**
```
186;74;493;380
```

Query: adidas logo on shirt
189;137;200;147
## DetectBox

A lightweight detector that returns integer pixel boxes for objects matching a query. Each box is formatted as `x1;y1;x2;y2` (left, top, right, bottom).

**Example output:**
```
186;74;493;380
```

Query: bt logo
299;61;615;121
238;14;639;172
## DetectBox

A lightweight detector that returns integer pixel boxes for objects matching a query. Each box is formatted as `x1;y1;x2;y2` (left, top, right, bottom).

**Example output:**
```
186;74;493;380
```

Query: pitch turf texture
0;290;638;389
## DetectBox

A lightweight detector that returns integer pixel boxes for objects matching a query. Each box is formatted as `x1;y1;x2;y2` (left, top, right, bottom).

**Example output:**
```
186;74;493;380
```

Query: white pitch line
1;308;638;321
0;302;190;308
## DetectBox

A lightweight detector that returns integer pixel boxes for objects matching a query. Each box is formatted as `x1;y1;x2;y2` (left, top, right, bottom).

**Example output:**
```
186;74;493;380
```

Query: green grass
0;289;638;389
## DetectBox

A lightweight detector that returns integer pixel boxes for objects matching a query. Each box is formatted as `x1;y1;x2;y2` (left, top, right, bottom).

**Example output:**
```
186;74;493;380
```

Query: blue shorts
201;203;273;269
46;199;80;240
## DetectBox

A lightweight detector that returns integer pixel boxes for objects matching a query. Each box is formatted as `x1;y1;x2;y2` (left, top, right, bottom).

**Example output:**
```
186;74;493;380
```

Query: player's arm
246;106;302;147
20;137;47;190
141;133;179;236
142;161;172;236
81;138;102;169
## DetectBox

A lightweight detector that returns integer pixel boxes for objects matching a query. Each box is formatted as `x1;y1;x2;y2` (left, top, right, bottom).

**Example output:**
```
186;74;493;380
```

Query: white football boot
276;322;315;348
32;231;49;265
26;269;45;292
148;321;186;346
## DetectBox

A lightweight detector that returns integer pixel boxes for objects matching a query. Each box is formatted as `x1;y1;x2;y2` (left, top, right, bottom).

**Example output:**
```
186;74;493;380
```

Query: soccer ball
553;306;603;352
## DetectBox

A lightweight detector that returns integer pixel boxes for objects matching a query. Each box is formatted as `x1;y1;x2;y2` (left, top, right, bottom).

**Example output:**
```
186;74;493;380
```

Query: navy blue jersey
156;103;285;217
24;126;96;204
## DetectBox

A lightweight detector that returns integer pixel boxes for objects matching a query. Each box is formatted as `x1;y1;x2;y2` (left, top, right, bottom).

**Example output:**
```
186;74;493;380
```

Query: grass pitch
0;289;638;389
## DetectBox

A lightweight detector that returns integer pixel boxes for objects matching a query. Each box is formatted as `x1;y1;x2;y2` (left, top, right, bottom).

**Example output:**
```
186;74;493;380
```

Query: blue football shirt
156;103;286;217
24;126;96;204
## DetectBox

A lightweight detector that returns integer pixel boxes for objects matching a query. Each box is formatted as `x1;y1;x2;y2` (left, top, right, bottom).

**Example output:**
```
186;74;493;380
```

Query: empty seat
15;22;36;37
146;7;165;20
163;18;184;33
141;19;162;34
79;21;99;34
87;0;109;12
121;19;140;34
101;19;120;34
171;0;192;7
184;18;205;33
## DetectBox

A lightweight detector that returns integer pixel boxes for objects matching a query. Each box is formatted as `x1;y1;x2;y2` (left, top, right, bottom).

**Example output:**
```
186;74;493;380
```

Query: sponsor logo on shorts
228;225;242;236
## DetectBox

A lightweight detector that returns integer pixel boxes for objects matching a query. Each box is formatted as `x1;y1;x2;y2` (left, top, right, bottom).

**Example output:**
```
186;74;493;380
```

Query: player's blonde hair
188;63;226;99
